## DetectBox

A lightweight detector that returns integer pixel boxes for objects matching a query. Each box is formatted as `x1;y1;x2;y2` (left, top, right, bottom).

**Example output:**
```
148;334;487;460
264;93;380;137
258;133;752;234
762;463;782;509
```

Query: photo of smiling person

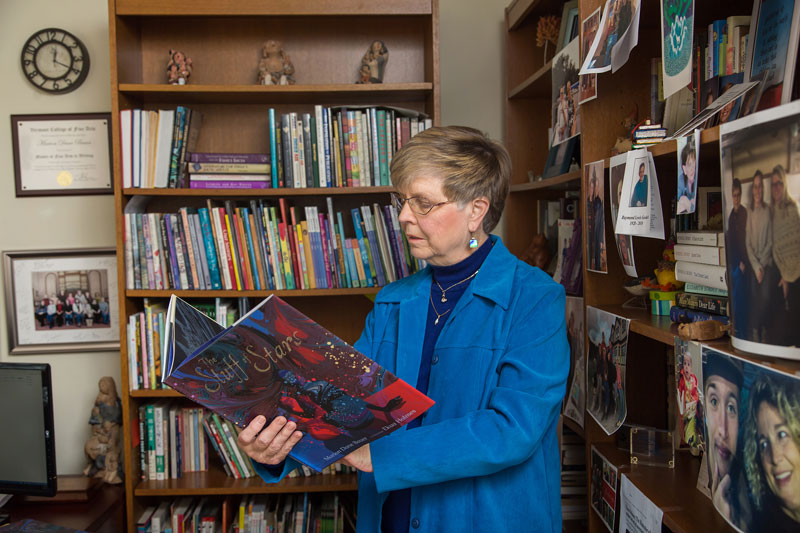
676;131;699;215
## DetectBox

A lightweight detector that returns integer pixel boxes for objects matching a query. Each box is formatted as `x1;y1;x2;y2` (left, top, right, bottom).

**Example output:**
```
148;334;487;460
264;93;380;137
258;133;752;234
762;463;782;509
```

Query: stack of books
203;412;257;480
561;423;587;523
631;122;666;149
188;153;270;189
136;497;221;533
672;230;729;325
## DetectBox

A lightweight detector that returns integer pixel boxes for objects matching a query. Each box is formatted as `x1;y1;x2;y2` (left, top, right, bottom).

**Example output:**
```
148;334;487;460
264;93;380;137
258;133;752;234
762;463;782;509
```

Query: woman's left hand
339;444;373;472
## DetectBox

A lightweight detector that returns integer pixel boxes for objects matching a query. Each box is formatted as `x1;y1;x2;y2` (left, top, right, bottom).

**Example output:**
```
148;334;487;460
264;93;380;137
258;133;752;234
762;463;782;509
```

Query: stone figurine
167;49;192;85
257;40;296;85
357;40;389;84
84;376;123;484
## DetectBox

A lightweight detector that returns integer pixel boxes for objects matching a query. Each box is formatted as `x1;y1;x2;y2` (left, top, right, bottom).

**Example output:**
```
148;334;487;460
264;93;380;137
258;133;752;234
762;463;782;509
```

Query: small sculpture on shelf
678;320;730;341
257;40;296;85
357;40;389;84
166;49;192;85
519;233;551;270
83;376;123;484
535;15;560;62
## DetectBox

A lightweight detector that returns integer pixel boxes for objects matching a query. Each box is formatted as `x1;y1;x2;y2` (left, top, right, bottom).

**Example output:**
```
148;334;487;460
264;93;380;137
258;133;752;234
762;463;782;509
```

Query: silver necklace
434;268;480;303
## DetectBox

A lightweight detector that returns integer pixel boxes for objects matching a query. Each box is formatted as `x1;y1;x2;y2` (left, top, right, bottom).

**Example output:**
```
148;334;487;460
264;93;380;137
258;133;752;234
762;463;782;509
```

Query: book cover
673;243;726;266
675;230;724;246
674;260;727;290
670;305;730;325
675;291;728;316
163;295;434;471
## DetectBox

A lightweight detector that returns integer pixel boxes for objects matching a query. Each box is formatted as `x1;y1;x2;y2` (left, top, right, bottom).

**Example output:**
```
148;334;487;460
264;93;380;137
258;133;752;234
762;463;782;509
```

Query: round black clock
20;28;90;94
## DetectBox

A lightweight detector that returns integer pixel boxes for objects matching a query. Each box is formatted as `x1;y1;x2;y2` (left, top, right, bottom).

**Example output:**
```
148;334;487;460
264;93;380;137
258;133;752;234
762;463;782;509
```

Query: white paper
618;474;663;533
580;0;641;75
660;0;694;99
609;153;638;276
615;149;665;239
586;306;630;435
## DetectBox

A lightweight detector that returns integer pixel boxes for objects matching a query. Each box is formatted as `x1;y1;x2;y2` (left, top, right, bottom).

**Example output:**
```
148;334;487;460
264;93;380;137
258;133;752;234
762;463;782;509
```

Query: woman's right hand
237;415;303;466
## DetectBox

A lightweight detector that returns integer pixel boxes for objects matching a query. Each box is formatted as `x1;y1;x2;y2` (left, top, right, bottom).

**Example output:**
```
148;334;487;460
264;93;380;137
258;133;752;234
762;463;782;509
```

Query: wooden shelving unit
503;1;780;532
108;1;439;529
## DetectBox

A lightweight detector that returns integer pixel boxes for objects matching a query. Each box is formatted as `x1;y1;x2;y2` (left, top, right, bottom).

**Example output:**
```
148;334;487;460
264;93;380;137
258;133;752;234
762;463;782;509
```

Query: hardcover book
162;295;433;471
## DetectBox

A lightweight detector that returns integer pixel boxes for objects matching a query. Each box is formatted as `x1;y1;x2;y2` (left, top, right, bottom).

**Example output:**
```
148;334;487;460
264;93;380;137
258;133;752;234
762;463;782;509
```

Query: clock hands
53;59;72;69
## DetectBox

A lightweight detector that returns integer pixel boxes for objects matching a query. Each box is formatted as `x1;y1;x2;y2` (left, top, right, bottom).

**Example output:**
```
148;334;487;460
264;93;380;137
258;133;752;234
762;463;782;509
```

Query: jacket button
431;354;439;364
411;518;420;529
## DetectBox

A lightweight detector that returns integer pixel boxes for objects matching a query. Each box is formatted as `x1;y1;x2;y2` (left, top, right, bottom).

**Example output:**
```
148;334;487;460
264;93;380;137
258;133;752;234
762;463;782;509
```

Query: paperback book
162;295;434;471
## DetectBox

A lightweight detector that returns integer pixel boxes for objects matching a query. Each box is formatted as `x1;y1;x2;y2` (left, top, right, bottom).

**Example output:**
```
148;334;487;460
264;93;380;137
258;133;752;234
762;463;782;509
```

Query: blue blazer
255;237;569;532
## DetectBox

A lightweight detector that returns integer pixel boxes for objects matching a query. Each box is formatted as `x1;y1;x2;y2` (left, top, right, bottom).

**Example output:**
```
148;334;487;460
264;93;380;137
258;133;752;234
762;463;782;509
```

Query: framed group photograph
3;248;119;354
11;113;113;197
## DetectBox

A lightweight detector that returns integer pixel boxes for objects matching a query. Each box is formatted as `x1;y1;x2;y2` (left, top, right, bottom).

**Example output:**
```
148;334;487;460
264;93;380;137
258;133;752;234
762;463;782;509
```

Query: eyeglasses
390;192;453;216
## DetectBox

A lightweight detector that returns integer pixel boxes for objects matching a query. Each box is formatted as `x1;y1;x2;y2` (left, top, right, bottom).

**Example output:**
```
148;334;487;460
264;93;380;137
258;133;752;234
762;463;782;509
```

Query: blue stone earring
469;233;478;249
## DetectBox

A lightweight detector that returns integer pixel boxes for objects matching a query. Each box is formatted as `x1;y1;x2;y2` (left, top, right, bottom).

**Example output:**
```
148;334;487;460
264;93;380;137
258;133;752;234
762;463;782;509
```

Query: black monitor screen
0;363;56;496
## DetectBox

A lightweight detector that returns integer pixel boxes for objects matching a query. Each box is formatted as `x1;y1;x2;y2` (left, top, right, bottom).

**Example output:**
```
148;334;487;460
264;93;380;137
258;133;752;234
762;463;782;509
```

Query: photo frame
697;186;721;229
543;136;579;179
3;248;119;354
11;113;113;197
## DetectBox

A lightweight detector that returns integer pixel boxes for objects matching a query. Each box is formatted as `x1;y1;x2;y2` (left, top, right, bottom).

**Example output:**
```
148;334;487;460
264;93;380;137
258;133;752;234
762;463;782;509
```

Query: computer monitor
0;363;57;497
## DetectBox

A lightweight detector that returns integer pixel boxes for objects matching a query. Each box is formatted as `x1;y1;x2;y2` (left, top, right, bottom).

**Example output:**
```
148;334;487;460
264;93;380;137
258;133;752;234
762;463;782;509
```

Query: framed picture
11;113;113;197
543;136;580;179
3;248;119;354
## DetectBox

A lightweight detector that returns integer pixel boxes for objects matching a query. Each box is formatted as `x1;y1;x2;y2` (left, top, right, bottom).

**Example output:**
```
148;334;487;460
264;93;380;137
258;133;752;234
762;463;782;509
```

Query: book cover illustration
163;295;434;471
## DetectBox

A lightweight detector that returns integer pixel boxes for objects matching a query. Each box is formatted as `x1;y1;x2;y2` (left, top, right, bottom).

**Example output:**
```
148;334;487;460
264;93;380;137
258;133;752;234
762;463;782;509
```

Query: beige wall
0;0;508;475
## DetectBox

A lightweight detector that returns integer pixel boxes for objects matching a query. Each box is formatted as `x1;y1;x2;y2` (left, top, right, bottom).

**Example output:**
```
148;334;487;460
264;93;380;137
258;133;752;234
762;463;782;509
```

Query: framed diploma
11;113;113;197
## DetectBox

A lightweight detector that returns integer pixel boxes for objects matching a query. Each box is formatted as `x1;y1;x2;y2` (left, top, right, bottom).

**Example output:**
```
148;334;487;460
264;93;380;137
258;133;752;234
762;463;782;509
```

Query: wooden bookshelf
503;1;780;532
109;0;439;529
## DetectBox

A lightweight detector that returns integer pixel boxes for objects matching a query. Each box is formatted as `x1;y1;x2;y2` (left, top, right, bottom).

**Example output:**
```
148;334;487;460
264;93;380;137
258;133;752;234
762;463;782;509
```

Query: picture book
162;295;434;471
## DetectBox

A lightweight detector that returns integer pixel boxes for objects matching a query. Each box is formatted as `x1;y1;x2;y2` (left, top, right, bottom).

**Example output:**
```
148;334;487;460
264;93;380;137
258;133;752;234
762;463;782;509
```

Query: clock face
21;28;90;94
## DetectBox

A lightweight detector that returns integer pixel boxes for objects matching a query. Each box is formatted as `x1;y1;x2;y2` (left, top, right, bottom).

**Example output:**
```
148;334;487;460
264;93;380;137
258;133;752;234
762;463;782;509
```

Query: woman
743;372;800;531
238;126;569;532
745;171;776;342
676;136;697;214
770;165;800;346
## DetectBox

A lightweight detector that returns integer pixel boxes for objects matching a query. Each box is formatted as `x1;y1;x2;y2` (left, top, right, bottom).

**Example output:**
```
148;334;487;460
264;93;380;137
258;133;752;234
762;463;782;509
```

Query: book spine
190;152;269;164
673;244;726;266
670;305;730;325
675;291;729;315
130;213;142;289
189;162;270;174
191;214;212;289
264;207;285;290
127;319;138;391
674;261;728;291
233;208;254;290
223;207;244;290
251;201;273;290
211;414;244;478
146;404;156;480
370;108;381;186
156;214;172;289
168;106;186;187
198;208;223;289
360;206;386;286
350;238;368;287
242;208;263;290
319;213;335;289
348;111;361;187
137;405;147;478
339;112;353;187
189;180;270;189
309;114;321;187
281;114;293;188
333;114;344;187
315;105;327;187
141;214;155;289
269;108;279;188
211;208;233;290
351;208;375;286
355;111;368;187
383;205;406;279
202;417;234;478
684;281;729;296
675;231;723;246
163;215;181;289
221;419;253;478
179;208;201;289
337;211;357;287
290;113;302;188
124;213;135;289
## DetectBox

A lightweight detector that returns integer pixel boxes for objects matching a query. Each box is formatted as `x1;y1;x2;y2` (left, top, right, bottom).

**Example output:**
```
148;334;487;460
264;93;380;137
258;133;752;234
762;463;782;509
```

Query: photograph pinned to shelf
720;100;800;359
614;150;665;240
659;0;694;99
675;129;700;215
3;248;119;354
584;160;607;273
562;296;586;429
609;153;637;277
700;346;800;532
744;0;800;112
542;135;579;179
590;445;620;532
586;306;630;435
579;0;641;75
668;81;759;139
674;338;704;455
551;37;581;147
579;7;601;104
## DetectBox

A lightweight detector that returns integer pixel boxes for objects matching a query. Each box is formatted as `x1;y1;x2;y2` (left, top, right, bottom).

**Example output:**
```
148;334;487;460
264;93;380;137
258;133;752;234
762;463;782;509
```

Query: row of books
703;15;751;82
123;198;423;293
560;423;587;523
135;402;217;481
672;230;730;325
128;298;243;391
120;104;432;190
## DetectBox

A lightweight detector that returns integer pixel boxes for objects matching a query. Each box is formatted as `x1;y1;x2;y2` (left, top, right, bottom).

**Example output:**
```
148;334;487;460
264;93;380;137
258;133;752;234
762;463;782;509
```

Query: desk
5;485;124;533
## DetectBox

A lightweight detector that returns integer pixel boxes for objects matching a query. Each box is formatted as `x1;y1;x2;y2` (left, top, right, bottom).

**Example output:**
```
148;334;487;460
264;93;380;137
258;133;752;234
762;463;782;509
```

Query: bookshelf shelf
130;389;182;398
509;170;581;193
647;126;721;159
118;83;435;105
561;414;585;440
508;59;552;100
126;288;381;298
116;0;432;17
134;470;358;497
123;186;394;197
592;443;730;533
506;0;568;30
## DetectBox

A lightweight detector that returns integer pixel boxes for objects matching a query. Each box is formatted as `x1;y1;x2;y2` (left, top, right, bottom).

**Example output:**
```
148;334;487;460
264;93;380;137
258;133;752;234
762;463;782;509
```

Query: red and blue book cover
163;295;433;471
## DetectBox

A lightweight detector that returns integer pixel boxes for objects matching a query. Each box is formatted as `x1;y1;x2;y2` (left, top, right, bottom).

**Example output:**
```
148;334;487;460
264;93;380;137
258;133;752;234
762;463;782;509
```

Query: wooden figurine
257;40;296;85
84;376;123;484
357;40;389;84
678;320;730;341
167;49;192;85
520;233;551;270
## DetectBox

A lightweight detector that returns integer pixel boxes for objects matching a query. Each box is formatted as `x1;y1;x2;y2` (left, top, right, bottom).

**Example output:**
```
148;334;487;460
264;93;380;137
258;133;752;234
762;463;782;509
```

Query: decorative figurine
678;320;730;341
357;40;389;84
536;15;560;62
257;40;296;85
167;49;192;85
84;376;123;484
520;233;551;270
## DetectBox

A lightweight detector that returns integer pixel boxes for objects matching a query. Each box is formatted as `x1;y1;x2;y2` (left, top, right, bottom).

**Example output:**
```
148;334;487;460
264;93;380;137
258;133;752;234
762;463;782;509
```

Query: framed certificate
11;113;113;197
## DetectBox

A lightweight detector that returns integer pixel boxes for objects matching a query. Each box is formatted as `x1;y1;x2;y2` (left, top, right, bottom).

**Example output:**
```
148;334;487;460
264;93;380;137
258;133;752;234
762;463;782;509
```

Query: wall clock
20;28;90;94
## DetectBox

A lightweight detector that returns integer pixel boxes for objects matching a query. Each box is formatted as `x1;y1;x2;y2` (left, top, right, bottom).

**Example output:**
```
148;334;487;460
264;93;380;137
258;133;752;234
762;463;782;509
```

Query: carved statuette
357;40;389;84
167;49;192;85
258;40;296;85
84;376;123;484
